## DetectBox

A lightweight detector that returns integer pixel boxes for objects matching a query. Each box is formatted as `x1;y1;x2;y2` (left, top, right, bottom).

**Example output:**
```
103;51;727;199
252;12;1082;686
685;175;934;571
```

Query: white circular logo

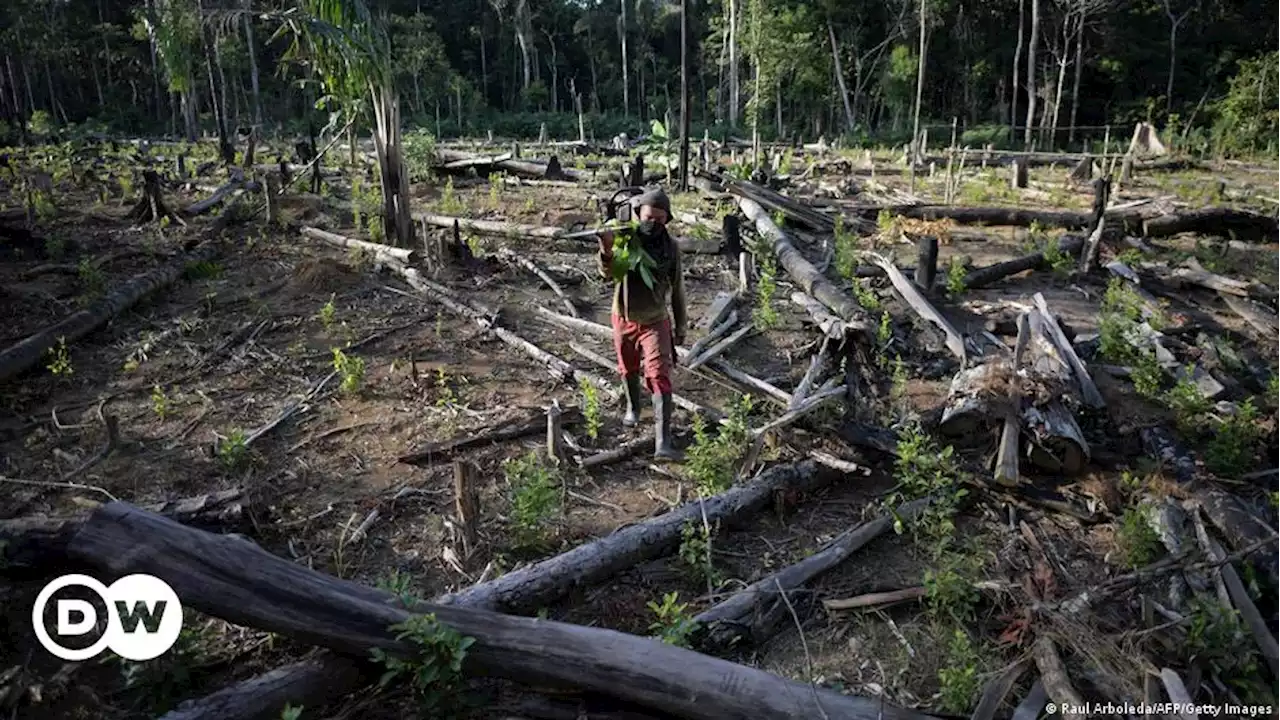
32;574;183;661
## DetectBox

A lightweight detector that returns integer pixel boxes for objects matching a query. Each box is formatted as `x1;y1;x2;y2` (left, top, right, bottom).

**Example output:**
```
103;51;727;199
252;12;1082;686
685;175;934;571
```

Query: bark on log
1142;207;1278;243
1;488;245;570
737;197;871;332
416;213;567;240
70;501;930;720
1219;292;1278;339
846;204;1096;230
1139;426;1280;587
184;172;245;216
0;243;220;385
301;226;419;265
434;148;590;182
1031;293;1105;409
1032;637;1086;720
721;177;841;232
398;408;584;465
960;235;1085;289
158;461;852;720
867;252;967;362
161;657;366;720
914;236;938;293
692;497;930;653
685;311;740;361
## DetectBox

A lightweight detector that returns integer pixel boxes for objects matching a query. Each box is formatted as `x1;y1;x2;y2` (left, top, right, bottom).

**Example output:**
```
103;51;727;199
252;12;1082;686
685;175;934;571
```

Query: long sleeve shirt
598;235;687;335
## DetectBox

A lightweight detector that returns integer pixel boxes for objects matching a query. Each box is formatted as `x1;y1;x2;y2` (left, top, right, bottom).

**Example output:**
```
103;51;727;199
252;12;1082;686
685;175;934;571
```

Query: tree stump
914;236;938;294
129;170;182;225
1009;157;1028;189
453;460;480;559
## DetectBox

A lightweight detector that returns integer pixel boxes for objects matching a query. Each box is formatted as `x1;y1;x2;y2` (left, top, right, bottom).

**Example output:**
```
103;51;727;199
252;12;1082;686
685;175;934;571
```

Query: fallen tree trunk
1142;207;1278;242
721;177;842;232
398;408;584;466
845;204;1097;230
498;248;579;317
71;501;931;720
736;197;872;332
0;243;220;385
1219;292;1278;340
961;235;1086;289
300;226;419;265
866;252;966;362
434;148;589;182
416;213;567;240
1139;426;1279;587
692;497;930;654
1;487;245;570
184;171;245;216
535;308;791;407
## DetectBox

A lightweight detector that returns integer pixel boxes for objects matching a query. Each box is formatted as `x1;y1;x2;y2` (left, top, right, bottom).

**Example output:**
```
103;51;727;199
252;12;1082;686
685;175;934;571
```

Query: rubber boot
653;393;685;462
622;374;642;427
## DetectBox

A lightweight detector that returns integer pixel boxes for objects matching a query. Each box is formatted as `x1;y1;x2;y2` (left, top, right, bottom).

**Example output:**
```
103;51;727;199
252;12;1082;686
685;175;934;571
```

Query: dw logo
32;574;183;661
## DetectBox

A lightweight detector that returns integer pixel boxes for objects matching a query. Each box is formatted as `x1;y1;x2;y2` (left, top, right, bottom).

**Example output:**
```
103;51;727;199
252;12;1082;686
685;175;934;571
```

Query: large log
736;196;872;332
416;213;567;240
433;148;590;182
0;243;220;385
866;253;966;362
164;461;831;719
846;204;1096;230
1;488;245;570
300;226;419;264
961;235;1086;289
721;177;842;232
1142;207;1278;242
68;502;932;720
693;497;931;653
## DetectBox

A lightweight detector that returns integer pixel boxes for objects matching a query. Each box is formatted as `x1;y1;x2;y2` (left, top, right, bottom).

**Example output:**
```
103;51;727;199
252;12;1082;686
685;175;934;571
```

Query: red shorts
611;314;674;395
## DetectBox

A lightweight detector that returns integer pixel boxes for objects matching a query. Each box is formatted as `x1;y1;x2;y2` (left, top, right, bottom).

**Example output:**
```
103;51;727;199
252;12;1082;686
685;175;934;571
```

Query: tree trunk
147;0;163;122
369;85;415;248
827;22;855;133
181;91;198;142
1051;23;1069;147
619;0;629;117
1067;11;1085;146
911;0;927;180
678;0;690;190
479;0;488;104
98;0;112;104
1024;0;1039;146
243;7;262;129
198;4;233;164
728;0;739;128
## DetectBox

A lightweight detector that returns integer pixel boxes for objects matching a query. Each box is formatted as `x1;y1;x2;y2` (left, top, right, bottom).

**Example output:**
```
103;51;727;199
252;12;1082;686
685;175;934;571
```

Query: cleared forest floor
1;135;1277;720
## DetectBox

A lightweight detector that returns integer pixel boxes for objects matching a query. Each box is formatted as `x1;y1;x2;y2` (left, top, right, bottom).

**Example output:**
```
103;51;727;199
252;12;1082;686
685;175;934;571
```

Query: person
596;188;688;461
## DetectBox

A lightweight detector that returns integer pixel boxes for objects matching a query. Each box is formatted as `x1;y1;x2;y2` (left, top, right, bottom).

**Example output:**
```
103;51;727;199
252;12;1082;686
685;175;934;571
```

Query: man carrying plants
596;188;688;462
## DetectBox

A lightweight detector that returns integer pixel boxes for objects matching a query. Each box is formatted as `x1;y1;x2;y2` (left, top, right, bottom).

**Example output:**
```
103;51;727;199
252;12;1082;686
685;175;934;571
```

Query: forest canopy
0;0;1276;157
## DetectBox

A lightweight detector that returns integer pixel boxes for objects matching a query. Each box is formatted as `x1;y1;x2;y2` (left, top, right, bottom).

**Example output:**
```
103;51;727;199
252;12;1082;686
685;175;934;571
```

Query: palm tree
276;0;414;247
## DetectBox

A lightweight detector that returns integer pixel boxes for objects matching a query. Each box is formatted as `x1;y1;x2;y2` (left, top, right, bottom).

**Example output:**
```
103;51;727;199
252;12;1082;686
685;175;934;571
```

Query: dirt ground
1;139;1277;719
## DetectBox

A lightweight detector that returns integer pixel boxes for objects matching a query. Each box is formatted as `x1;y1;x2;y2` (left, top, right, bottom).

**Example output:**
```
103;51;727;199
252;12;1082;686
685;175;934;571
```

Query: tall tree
1024;0;1039;145
1161;0;1198;113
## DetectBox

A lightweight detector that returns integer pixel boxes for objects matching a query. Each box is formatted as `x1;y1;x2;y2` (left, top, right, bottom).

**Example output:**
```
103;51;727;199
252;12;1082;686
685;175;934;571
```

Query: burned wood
580;434;655;469
736;197;871;332
1078;177;1112;273
128;169;183;225
970;660;1027;720
1032;637;1086;720
867;252;967;362
914;236;938;293
720;176;840;232
568;342;722;421
399;408;584;465
1;488;245;570
433;148;589;182
684;322;752;370
685;310;740;361
692;497;931;653
1141;207;1278;243
185;171;246;216
961;235;1085;289
0;243;220;385
994;312;1031;486
68;501;930;720
1031;293;1105;409
696;291;738;331
1218;292;1278;339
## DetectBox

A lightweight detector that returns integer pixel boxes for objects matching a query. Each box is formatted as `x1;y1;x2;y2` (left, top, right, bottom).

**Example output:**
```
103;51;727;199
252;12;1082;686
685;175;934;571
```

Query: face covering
637;219;660;237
